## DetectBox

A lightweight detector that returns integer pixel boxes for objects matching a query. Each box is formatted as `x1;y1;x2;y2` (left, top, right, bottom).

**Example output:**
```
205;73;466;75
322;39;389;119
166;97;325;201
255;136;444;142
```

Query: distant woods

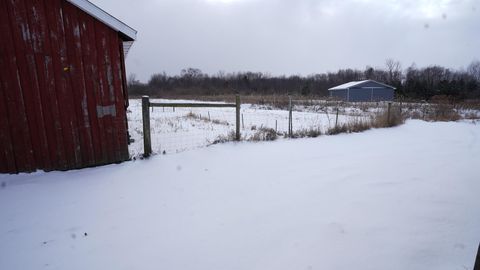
128;59;480;100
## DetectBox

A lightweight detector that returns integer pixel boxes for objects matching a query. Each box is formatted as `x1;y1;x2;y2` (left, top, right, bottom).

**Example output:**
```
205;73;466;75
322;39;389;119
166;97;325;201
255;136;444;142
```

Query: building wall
371;88;394;101
329;88;394;102
0;0;130;173
329;89;348;100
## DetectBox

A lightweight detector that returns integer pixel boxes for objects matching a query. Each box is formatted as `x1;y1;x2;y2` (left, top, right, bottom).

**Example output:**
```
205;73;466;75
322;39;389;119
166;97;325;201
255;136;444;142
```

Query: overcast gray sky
92;0;479;82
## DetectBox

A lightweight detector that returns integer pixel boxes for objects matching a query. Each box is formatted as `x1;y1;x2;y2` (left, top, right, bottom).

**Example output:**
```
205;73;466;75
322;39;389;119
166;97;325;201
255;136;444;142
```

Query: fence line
130;98;445;158
142;95;241;157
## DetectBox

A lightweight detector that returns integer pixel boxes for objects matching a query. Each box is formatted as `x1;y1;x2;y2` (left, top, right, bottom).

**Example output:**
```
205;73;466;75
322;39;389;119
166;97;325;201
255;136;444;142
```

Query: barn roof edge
328;80;396;91
67;0;137;41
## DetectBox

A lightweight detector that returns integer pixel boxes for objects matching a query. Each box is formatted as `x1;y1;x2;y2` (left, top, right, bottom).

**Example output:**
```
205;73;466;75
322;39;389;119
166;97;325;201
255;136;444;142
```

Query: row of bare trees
128;60;480;100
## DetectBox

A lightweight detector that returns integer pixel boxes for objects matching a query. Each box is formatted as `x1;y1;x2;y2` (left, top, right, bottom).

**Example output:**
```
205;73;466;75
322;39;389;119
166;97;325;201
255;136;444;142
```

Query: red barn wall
0;0;130;173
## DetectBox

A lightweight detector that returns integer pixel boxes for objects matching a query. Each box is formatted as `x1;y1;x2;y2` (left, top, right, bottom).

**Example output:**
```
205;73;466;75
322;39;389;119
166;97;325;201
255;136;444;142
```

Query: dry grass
292;128;323;138
425;104;461;122
464;112;480;120
327;119;372;135
327;107;405;135
249;127;278;141
401;103;461;122
326;124;349;135
185;111;230;125
372;107;405;128
210;131;237;145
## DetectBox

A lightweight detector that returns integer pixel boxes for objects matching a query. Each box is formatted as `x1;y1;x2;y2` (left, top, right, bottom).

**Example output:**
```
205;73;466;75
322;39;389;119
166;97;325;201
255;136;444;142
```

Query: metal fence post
142;96;152;157
288;96;293;137
236;95;241;141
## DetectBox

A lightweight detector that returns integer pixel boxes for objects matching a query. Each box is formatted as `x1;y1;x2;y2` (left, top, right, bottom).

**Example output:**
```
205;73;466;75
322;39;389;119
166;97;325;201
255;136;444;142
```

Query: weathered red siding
0;0;130;173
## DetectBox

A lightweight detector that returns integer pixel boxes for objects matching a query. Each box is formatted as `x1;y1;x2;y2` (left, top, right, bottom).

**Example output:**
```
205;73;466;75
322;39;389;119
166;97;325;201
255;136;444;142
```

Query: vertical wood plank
76;8;105;165
61;0;95;167
93;20;116;163
2;0;38;172
108;31;129;160
15;0;53;171
25;0;67;171
0;2;18;173
37;0;66;170
103;27;121;162
56;0;83;168
81;12;110;164
6;0;44;170
36;0;68;170
0;67;17;173
22;0;55;170
118;40;129;109
43;0;81;169
118;38;131;159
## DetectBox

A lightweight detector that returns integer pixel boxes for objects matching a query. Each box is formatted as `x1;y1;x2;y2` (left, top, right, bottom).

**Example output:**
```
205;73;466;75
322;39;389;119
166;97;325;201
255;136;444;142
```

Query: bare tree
385;58;402;83
127;73;139;86
468;60;480;81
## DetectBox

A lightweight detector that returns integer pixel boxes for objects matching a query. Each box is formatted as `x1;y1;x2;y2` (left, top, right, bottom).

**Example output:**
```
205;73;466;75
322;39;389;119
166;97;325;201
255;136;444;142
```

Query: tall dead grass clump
249;127;278;141
327;106;405;135
209;130;237;145
211;130;237;144
327;118;372;135
425;104;461;121
372;107;405;128
292;128;322;138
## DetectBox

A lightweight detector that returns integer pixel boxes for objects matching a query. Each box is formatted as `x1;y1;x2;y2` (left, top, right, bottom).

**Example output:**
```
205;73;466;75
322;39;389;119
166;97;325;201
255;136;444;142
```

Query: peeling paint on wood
0;0;130;173
96;105;117;118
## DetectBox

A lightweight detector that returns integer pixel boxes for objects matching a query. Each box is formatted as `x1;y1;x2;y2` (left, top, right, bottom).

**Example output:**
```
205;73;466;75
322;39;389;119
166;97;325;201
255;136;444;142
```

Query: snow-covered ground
1;120;479;270
127;99;368;157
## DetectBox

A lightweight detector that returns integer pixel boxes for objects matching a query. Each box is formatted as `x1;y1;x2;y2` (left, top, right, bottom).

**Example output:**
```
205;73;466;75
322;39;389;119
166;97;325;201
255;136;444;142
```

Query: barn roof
67;0;137;41
328;80;395;91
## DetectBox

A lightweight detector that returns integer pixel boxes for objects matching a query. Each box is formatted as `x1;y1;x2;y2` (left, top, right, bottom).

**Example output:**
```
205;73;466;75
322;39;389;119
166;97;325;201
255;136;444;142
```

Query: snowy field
127;98;369;157
1;120;479;270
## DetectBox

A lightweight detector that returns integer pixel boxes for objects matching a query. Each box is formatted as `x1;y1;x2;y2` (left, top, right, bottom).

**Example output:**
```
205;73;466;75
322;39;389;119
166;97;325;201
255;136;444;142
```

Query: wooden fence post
387;102;392;126
335;107;339;128
142;96;152;157
236;95;241;141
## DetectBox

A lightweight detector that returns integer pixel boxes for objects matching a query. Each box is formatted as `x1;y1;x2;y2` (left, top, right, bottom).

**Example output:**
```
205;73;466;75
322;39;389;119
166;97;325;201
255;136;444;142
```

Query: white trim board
67;0;137;41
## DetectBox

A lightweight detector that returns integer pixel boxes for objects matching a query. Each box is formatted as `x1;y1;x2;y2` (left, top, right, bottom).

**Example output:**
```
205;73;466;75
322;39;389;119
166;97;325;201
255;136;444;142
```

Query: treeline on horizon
127;59;480;100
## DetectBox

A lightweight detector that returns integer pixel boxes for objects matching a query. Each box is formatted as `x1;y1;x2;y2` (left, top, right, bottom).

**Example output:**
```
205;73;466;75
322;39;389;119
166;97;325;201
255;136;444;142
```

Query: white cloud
92;0;480;81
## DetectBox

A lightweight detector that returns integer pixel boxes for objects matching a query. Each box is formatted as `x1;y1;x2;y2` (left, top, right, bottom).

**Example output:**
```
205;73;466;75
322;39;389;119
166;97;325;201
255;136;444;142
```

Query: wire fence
127;97;444;158
150;107;236;154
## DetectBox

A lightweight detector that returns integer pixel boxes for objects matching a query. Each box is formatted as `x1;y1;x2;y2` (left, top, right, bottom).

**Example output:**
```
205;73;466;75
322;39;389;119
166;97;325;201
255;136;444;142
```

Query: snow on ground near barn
127;99;367;157
1;120;479;270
